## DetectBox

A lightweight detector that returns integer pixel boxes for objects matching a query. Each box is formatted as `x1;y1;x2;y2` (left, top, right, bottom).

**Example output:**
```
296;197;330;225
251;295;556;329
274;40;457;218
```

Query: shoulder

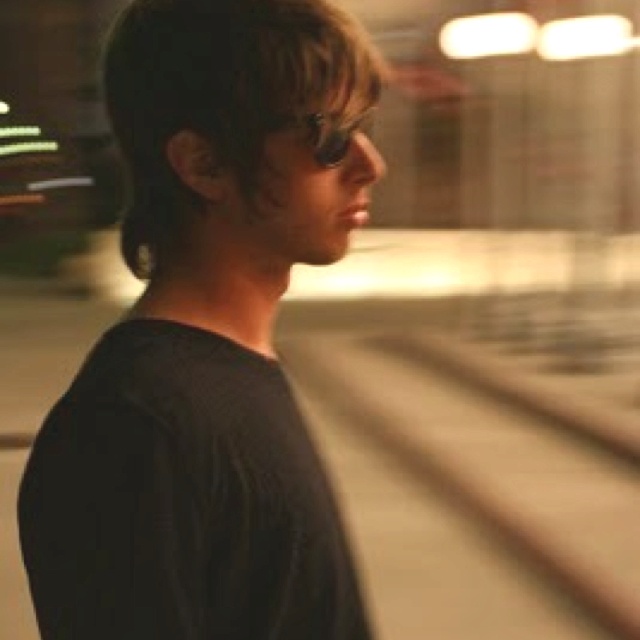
21;394;215;525
26;396;183;481
66;318;259;432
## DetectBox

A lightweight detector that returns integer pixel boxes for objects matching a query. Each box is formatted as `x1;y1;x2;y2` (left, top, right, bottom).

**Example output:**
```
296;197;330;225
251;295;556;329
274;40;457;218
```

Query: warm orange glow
0;193;46;207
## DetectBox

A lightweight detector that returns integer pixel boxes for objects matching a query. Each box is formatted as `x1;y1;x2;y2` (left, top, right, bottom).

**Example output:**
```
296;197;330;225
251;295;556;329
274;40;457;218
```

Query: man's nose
347;132;387;185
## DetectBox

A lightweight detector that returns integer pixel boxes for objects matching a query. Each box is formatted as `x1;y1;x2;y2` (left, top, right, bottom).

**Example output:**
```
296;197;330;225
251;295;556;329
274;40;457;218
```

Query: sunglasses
270;108;376;168
303;109;376;168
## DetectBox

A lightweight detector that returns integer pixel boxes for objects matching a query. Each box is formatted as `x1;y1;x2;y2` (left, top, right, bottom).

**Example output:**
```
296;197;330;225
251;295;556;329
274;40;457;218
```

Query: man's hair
102;0;386;279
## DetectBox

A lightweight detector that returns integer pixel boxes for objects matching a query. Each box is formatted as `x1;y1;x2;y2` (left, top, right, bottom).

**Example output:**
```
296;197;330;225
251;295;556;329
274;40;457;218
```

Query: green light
0;141;59;157
0;126;42;139
0;102;9;115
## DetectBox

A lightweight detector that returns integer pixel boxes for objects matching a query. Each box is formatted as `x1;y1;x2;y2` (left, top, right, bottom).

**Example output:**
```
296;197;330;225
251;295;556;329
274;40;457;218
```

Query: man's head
103;0;386;278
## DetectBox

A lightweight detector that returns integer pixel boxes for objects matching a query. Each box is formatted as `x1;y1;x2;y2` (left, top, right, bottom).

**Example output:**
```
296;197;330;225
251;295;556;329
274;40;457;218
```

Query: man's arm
18;399;209;640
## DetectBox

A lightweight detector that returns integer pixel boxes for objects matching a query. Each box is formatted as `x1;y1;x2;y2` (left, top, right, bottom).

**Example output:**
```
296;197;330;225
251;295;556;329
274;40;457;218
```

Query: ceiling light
440;13;538;59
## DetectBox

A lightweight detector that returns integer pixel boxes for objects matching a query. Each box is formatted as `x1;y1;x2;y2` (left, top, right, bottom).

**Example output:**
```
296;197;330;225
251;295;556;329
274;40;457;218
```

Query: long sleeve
18;398;210;640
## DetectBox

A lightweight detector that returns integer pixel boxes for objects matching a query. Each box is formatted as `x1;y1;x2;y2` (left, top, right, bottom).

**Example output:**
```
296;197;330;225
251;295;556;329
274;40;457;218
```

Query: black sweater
18;318;374;640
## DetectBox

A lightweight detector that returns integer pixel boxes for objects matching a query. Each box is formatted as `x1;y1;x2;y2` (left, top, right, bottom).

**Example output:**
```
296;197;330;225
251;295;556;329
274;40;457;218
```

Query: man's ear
165;130;228;203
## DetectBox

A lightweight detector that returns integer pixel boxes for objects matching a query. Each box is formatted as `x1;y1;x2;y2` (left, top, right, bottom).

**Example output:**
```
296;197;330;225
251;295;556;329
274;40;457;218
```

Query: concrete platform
295;377;616;640
282;335;640;639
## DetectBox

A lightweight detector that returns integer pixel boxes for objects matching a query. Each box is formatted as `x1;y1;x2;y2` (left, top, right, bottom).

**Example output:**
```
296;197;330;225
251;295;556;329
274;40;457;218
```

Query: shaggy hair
102;0;385;278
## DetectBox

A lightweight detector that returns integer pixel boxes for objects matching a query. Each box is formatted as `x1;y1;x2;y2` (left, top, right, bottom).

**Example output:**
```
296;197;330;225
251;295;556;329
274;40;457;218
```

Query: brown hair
102;0;386;279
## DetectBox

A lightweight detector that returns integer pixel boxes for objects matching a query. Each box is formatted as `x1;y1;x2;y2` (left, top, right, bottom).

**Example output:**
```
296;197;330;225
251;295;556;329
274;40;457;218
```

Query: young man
18;0;387;638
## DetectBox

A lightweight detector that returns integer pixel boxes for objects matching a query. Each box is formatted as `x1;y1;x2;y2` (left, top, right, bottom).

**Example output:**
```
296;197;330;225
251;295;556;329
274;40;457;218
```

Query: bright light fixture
0;141;59;157
440;12;538;59
538;15;633;60
0;126;41;139
0;101;9;115
28;177;95;191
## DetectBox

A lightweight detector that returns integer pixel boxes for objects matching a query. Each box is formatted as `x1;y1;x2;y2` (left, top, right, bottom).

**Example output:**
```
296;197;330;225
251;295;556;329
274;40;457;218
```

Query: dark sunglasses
303;109;376;168
269;108;376;168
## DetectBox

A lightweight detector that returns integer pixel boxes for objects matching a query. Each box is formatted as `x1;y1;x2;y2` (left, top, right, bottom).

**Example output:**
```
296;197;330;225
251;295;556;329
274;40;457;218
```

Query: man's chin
298;244;350;267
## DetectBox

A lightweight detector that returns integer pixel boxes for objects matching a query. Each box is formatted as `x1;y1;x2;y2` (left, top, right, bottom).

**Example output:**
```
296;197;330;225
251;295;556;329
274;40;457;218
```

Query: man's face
233;110;387;268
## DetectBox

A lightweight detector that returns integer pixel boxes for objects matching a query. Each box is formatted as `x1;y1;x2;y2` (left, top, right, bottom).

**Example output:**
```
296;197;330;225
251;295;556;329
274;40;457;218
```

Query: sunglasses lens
304;110;376;168
315;129;351;167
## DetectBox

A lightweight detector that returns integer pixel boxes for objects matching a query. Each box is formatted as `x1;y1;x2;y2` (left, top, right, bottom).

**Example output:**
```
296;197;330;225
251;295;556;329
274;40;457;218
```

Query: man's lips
338;203;370;227
339;202;370;217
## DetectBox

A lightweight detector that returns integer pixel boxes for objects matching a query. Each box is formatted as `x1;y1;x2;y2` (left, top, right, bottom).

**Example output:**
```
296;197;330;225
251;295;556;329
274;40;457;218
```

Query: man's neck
127;260;290;360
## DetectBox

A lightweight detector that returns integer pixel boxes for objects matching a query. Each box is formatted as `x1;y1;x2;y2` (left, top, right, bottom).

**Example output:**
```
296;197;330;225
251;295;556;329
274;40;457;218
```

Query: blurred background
1;1;640;639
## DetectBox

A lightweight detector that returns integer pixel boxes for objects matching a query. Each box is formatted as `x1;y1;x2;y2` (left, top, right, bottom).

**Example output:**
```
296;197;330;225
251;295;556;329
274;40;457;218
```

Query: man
18;0;387;638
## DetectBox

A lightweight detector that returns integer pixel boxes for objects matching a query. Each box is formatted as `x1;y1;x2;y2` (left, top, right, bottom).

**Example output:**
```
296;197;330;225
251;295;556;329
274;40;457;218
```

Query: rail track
281;333;640;640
